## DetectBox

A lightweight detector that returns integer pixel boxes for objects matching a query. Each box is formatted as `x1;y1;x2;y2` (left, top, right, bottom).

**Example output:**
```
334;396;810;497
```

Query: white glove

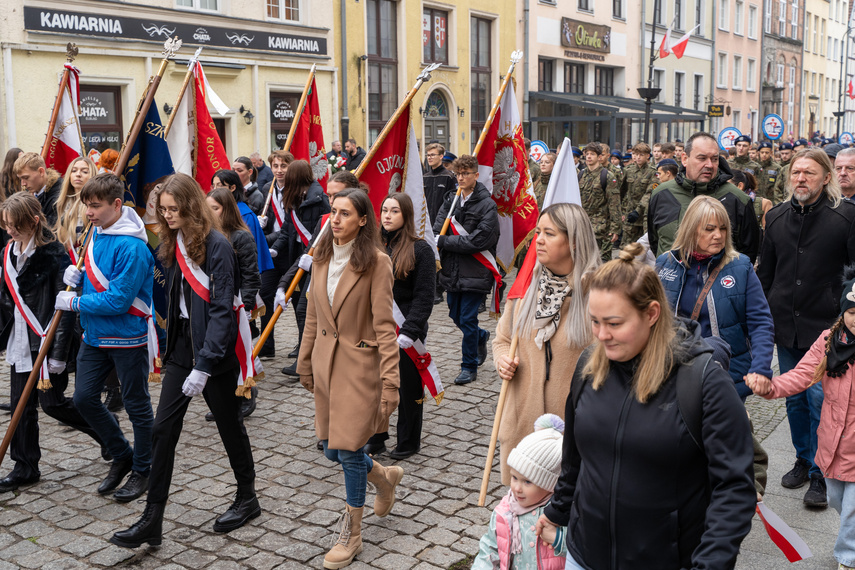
47;359;66;374
258;215;268;227
298;254;313;272
269;249;278;258
274;288;290;311
397;334;415;350
55;291;77;311
253;356;264;375
63;265;83;287
182;369;210;397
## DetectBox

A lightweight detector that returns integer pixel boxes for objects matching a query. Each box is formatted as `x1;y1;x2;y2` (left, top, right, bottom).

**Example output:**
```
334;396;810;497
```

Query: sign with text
707;104;724;117
561;18;611;54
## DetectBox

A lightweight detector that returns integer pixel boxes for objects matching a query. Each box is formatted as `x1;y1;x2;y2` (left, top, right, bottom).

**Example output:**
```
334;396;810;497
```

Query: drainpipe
523;0;530;137
340;0;350;142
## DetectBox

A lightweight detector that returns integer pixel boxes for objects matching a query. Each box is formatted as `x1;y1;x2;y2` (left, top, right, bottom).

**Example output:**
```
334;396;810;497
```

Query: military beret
780;142;794;150
734;135;752;144
758;142;772;150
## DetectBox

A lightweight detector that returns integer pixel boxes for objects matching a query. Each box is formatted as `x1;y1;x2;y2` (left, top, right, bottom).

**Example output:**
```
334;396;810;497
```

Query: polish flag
658;25;673;59
671;26;700;59
44;64;84;174
507;137;581;299
290;76;329;190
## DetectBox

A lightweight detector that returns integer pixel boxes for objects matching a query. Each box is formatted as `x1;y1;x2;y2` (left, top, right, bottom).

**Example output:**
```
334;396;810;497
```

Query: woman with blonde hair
537;244;756;569
491;203;600;484
655;195;774;400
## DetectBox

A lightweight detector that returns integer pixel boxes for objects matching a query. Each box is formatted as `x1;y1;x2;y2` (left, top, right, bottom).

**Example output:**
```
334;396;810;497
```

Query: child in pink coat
748;267;855;570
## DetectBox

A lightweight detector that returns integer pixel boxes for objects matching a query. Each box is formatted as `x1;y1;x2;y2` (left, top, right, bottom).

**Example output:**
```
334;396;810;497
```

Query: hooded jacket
77;207;155;348
648;157;760;263
432;182;499;294
543;319;756;570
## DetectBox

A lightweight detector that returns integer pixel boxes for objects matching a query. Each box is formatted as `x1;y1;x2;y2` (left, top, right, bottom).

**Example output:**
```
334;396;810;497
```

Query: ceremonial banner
44;64;84;174
474;80;539;271
357;103;411;215
290;76;329;190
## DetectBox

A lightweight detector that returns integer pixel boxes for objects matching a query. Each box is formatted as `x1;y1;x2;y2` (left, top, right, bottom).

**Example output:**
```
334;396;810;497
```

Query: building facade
761;0;804;140
712;0;764;139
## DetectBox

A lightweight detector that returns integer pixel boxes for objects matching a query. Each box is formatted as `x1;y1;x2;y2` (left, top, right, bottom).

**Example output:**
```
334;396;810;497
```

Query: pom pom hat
507;414;565;491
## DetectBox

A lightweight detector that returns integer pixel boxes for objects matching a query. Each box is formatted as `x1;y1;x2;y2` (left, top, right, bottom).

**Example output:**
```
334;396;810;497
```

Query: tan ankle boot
323;504;363;569
367;460;404;517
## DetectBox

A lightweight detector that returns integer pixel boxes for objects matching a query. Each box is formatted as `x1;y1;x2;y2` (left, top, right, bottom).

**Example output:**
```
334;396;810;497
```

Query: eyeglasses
157;206;179;215
455;171;476;178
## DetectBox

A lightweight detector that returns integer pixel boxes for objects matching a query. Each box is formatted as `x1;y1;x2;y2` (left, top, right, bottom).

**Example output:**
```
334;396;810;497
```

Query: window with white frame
735;0;744;33
733;55;743;88
266;0;299;20
177;0;218;10
748;5;758;37
717;52;728;86
747;58;756;90
778;0;786;35
720;0;729;29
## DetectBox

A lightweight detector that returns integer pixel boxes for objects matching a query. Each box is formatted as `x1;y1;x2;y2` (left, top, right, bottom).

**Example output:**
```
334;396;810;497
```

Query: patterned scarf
533;267;571;349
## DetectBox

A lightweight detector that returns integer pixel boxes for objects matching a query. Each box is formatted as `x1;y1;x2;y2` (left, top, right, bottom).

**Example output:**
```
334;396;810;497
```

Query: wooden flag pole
260;63;317;219
438;51;523;237
40;43;79;162
163;47;203;138
113;37;183;176
352;62;442;179
0;224;94;468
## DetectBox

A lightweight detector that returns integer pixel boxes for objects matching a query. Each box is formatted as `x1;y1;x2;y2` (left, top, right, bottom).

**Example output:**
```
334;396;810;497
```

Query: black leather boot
110;502;165;548
213;485;261;533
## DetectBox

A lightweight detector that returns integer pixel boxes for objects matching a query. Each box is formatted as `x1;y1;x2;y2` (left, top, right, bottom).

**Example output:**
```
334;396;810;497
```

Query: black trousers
258;258;304;350
9;355;103;479
367;348;424;452
147;321;255;504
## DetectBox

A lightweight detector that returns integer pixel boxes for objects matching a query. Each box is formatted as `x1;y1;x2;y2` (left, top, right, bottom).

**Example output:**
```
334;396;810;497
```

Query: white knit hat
507;414;565;491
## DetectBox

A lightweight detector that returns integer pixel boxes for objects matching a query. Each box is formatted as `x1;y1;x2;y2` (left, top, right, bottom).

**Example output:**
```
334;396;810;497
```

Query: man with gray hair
757;148;855;507
836;147;855;200
250;152;273;191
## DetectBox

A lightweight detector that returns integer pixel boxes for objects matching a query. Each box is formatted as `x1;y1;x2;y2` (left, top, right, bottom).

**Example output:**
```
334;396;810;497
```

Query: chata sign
560;18;611;54
762;114;784;140
718;127;741;150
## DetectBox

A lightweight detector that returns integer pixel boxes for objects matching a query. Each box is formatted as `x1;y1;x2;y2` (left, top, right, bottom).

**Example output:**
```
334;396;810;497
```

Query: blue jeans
321;441;373;508
778;344;824;478
447;291;488;371
826;478;855;566
74;343;154;474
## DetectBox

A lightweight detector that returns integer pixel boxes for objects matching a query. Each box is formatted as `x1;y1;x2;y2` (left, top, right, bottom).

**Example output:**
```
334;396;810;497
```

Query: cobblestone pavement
0;279;812;569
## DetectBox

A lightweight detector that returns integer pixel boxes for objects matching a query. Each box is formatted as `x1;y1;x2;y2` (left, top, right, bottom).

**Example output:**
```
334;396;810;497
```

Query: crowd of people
1;129;855;569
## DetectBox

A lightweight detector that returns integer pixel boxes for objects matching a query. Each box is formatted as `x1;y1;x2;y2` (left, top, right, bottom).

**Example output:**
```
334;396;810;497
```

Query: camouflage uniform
580;164;621;262
621;161;657;244
756;158;783;203
727;155;761;177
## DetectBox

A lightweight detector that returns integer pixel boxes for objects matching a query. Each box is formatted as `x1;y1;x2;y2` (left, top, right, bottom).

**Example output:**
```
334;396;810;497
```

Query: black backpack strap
675;352;712;451
571;346;595;410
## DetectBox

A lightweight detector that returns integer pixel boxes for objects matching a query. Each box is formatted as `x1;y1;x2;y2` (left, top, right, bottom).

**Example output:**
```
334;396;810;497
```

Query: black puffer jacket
271;181;330;266
244;182;266;216
230;229;261;309
757;194;855;349
0;234;74;362
432;183;499;294
164;230;240;374
544;319;756;570
382;228;435;342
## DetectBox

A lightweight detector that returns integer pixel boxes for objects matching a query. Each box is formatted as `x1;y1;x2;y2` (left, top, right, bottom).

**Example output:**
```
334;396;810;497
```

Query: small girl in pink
748;267;855;570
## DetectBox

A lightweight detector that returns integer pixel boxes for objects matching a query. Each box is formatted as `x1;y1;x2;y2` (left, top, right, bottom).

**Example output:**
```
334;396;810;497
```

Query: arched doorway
424;91;450;150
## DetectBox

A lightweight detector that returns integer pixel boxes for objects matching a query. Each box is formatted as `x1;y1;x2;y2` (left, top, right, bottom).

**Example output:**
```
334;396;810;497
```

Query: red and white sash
392;301;443;404
85;237;161;381
3;244;52;386
270;186;285;232
291;211;312;247
175;233;260;397
449;216;502;315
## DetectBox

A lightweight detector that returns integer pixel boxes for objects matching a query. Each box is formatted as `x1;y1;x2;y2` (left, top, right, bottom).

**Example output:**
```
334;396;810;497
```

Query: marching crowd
1;128;855;569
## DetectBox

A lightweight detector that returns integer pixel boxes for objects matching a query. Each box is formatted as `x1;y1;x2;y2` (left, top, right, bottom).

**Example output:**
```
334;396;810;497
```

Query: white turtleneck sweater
328;239;355;306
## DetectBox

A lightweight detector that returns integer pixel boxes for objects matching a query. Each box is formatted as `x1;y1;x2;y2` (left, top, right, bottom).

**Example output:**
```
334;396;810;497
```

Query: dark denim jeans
447;291;488;372
73;343;154;474
321;441;373;508
778;344;824;478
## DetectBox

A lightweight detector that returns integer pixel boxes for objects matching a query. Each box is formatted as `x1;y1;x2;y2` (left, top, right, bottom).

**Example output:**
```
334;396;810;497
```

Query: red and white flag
44;64;84;174
475;80;539;271
290;76;329;190
658;24;673;59
756;502;813;562
507;137;581;299
671;26;699;59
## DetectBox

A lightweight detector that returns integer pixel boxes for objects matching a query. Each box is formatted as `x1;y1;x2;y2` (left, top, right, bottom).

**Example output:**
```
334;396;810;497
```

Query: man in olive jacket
648;132;760;263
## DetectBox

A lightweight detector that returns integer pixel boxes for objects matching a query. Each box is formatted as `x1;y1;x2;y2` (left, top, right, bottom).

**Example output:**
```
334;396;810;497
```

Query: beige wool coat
492;297;587;485
297;250;400;451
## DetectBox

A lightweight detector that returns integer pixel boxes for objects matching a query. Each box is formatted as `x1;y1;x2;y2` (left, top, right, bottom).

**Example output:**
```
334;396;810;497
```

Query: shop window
79;85;123;156
423;8;449;64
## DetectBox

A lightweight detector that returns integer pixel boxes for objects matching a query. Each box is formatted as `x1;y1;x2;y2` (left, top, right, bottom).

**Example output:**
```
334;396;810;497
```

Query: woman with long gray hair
491;203;600;485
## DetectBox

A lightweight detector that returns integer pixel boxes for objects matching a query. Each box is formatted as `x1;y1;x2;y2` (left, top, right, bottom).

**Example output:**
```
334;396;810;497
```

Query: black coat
0;235;74;363
271;181;330;266
422;165;456;225
230;229;261;309
345;147;367;172
244;182;265;216
164;230;240;374
757;194;855;349
432;183;499;294
544;320;756;570
382;229;435;342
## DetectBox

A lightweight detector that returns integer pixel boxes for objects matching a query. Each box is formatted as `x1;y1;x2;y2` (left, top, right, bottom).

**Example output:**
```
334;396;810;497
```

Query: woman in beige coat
492;203;600;485
297;188;402;570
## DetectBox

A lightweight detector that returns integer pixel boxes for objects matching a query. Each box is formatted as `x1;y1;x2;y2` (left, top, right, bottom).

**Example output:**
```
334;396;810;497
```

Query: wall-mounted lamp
458;106;464;118
239;105;254;125
163;102;173;116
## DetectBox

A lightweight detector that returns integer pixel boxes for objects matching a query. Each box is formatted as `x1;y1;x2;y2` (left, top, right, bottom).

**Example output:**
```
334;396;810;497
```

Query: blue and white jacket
76;207;154;348
656;250;774;391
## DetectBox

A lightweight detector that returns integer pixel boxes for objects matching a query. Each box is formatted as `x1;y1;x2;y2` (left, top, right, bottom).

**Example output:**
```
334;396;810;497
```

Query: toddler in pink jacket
748;266;855;570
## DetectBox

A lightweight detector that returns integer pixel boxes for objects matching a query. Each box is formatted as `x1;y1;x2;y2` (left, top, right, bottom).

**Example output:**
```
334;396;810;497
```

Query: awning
529;91;707;122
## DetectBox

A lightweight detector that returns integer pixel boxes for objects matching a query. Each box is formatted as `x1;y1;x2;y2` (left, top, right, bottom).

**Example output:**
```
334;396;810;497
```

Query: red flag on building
290;76;329;190
43;64;84;174
474;80;539;271
357;105;411;215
